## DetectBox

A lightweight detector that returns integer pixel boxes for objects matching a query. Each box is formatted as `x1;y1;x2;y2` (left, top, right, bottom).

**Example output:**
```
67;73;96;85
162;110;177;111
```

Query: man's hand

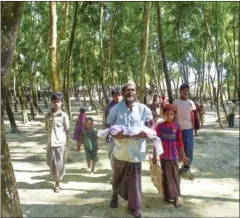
113;131;148;140
151;156;157;164
134;132;147;139
182;156;189;165
113;131;125;140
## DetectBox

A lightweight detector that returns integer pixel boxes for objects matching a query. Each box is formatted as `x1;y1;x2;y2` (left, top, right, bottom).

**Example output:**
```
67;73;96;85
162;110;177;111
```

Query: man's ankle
110;192;118;208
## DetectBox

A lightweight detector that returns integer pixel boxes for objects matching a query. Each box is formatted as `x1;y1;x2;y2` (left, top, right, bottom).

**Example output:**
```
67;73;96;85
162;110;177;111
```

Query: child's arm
177;128;189;165
152;146;157;164
95;130;99;150
64;114;70;137
179;147;189;165
77;134;83;152
152;123;161;164
191;111;195;129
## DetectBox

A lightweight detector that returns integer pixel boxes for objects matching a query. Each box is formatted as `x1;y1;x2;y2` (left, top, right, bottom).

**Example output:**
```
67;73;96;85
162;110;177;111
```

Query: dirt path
5;100;239;217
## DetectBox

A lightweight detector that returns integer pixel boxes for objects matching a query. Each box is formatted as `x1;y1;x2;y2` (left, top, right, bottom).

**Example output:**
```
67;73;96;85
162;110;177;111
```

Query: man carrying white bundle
107;83;153;218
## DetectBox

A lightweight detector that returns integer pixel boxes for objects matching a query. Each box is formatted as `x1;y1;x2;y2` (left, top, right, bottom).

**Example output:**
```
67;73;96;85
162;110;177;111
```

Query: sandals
109;199;118;208
109;193;118;208
174;198;181;208
54;186;60;193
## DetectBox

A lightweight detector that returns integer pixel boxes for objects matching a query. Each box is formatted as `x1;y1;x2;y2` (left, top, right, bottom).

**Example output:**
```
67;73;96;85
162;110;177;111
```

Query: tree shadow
30;172;111;184
66;168;111;175
183;194;239;203
17;181;54;190
11;155;46;162
14;169;49;173
20;192;218;218
21;201;134;218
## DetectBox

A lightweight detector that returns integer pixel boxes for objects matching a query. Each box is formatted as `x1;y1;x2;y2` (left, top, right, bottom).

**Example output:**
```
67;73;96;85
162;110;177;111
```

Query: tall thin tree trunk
17;81;29;124
139;2;151;103
49;2;60;92
29;94;35;120
151;53;161;95
57;2;69;92
156;2;173;103
232;6;239;99
208;73;213;111
107;4;116;87
63;2;79;162
195;14;207;105
14;54;28;124
238;2;240;99
6;91;19;133
1;2;24;217
204;3;223;128
64;1;79;121
12;56;18;112
99;2;108;105
86;83;99;114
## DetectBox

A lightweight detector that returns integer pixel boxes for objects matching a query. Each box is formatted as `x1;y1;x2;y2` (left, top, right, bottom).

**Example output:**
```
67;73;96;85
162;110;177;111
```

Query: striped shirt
155;121;183;160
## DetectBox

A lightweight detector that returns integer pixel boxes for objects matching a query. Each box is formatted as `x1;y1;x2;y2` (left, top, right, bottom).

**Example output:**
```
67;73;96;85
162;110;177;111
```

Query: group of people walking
44;83;204;217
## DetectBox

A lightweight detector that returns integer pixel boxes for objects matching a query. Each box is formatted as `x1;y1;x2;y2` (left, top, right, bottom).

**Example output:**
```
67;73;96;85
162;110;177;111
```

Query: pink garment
73;113;86;141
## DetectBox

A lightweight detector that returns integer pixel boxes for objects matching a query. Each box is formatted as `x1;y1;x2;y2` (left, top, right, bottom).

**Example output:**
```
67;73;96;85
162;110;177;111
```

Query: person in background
103;87;122;168
152;104;189;208
160;93;166;116
73;107;86;150
193;102;200;136
37;90;41;101
174;84;196;175
150;94;161;123
107;83;153;218
78;117;99;174
199;105;205;128
228;99;236;128
146;90;153;107
45;92;69;193
103;87;122;129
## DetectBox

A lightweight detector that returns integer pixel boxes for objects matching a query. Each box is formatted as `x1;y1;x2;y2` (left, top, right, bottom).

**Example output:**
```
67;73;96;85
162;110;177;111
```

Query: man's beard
125;95;137;104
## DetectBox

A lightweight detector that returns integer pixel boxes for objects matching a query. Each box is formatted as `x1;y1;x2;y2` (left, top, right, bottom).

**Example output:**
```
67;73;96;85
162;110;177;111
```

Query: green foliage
11;2;238;95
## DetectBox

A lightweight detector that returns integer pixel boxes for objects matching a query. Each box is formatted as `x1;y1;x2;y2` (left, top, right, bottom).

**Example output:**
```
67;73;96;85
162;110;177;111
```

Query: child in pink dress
73;107;86;149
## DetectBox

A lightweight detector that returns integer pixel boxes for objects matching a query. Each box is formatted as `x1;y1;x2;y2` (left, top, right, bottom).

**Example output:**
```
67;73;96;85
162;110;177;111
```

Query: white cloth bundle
97;125;163;156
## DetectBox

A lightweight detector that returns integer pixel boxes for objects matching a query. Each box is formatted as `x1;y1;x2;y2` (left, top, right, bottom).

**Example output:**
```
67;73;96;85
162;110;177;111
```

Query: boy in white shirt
174;84;196;174
228;100;236;128
45;92;69;192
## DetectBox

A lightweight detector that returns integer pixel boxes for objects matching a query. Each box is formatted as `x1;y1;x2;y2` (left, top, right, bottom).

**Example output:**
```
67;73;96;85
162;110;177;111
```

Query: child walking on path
78;117;99;174
73;107;86;145
174;84;196;174
193;103;200;136
199;104;205;128
152;104;189;208
228;100;236;128
45;92;69;193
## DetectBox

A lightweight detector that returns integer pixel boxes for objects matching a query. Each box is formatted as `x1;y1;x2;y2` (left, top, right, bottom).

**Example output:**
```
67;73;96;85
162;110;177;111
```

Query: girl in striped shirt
152;104;189;208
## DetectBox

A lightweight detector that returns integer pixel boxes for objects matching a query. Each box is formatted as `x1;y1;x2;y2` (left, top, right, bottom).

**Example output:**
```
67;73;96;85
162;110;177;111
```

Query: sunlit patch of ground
4;99;239;217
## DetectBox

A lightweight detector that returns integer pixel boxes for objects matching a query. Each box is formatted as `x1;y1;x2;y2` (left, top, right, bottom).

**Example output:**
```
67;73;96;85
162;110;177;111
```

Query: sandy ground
4;99;240;217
